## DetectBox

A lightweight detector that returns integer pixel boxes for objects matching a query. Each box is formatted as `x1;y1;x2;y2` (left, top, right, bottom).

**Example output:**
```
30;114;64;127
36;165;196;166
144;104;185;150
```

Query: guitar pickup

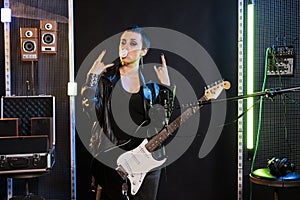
116;165;128;180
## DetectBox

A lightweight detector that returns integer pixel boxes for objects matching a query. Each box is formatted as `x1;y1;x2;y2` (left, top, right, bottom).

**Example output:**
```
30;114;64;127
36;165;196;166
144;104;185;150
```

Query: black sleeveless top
109;81;148;149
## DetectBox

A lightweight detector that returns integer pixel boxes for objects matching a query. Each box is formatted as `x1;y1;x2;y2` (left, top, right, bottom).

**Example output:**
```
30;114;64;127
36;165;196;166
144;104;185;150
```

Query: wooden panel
0;118;19;136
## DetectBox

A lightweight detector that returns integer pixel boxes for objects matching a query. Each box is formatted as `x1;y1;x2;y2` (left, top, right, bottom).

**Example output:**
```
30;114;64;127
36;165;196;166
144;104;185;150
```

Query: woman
81;26;175;200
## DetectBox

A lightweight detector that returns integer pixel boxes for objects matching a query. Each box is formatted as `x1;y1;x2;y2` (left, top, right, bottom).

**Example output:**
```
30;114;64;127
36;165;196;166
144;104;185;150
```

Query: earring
140;56;144;69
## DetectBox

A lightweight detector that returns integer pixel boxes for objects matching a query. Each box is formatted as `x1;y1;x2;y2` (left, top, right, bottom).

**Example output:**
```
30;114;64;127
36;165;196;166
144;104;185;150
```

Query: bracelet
87;73;100;87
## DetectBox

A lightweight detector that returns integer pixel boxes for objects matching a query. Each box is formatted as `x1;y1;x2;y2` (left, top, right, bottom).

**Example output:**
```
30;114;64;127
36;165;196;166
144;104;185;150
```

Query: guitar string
104;120;149;153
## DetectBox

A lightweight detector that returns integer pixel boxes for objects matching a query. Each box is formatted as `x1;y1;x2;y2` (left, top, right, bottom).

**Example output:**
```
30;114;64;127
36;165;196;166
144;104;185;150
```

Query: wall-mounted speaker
40;20;57;54
20;27;39;61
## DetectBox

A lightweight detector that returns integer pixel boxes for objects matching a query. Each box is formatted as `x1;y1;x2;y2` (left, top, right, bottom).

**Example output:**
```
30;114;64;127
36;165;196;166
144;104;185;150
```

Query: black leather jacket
81;66;175;156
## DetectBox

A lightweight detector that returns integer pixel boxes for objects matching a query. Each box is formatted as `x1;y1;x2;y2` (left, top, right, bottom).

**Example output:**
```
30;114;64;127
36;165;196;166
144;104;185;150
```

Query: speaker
0;118;19;136
20;27;38;61
40;20;57;54
31;117;53;148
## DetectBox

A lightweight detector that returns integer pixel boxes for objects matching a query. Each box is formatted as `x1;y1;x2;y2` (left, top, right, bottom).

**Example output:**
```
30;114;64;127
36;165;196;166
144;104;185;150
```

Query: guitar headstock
204;80;231;101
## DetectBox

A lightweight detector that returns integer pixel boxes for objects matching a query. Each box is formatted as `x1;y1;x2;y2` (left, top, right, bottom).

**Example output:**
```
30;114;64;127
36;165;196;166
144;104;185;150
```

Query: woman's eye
121;40;126;45
130;41;137;46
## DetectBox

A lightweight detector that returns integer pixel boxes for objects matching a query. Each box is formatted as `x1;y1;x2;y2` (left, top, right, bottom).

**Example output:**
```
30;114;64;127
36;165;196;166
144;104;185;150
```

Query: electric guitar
115;80;231;195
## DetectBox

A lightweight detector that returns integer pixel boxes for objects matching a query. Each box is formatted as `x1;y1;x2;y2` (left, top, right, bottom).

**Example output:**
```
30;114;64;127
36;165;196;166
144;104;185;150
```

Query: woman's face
119;31;146;65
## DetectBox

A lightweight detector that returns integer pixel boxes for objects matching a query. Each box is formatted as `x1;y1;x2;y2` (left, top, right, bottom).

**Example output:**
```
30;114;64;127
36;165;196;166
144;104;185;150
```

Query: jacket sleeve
81;72;120;152
157;84;176;118
81;73;103;125
80;73;105;155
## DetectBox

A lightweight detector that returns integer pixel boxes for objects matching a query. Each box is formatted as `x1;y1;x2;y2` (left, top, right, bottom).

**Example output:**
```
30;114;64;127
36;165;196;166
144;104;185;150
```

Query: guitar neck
145;96;206;152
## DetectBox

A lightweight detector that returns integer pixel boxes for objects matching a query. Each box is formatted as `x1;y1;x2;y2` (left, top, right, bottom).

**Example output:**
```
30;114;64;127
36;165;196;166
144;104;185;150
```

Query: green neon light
247;3;254;150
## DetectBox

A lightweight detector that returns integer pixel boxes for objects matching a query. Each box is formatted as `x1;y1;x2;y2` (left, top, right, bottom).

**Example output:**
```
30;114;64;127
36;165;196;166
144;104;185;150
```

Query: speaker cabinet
31;117;53;148
0;118;19;136
40;20;57;54
20;27;39;61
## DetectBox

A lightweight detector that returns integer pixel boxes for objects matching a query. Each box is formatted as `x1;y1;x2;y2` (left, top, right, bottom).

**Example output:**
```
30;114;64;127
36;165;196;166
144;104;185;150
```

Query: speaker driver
25;30;33;38
23;40;36;52
42;33;55;44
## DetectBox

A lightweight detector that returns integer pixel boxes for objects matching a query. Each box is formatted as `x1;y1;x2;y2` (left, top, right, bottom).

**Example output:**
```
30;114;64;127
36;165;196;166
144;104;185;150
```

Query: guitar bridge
116;165;128;180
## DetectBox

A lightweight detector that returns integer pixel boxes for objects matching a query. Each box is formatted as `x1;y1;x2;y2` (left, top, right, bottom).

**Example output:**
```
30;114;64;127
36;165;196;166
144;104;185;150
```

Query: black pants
91;158;161;200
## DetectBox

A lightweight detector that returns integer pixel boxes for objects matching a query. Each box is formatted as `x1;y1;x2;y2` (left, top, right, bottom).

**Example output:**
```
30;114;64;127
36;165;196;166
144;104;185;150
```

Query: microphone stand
198;86;300;106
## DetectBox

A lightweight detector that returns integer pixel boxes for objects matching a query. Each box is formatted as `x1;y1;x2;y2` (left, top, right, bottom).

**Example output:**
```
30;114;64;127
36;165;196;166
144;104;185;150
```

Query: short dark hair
124;25;150;49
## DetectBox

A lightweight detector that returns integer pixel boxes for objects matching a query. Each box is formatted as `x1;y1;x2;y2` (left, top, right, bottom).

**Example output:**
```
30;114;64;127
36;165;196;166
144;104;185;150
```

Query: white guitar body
116;139;167;195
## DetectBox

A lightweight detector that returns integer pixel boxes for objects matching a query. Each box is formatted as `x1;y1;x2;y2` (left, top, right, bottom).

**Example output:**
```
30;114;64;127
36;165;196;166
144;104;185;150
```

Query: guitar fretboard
145;97;206;152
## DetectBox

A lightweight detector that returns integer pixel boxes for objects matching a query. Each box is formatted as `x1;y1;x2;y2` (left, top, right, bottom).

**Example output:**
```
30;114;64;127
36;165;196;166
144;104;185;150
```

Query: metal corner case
0;95;56;174
0;151;55;175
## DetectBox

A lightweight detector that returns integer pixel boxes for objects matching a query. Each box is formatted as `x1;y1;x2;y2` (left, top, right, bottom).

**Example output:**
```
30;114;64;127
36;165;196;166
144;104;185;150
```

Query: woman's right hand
88;50;114;74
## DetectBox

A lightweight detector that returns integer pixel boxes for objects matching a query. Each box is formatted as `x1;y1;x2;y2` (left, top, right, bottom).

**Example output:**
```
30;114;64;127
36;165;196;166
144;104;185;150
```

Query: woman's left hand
154;54;171;86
